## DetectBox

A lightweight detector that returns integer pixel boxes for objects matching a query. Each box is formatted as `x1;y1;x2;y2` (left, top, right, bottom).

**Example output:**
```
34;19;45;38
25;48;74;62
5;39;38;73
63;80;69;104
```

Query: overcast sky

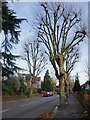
1;1;89;85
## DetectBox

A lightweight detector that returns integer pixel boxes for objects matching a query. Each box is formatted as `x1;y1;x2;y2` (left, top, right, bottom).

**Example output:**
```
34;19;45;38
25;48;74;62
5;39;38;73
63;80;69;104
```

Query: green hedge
77;91;90;117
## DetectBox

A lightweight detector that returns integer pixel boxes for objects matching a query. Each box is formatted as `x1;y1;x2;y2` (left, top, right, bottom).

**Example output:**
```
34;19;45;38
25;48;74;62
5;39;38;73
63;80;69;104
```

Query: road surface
2;95;59;118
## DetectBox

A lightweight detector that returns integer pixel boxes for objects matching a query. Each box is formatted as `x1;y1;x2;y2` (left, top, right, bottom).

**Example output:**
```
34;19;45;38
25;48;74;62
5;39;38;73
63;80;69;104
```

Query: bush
2;76;21;95
24;89;30;97
77;91;90;117
2;81;12;95
19;77;26;94
32;88;37;94
8;76;21;93
37;88;42;94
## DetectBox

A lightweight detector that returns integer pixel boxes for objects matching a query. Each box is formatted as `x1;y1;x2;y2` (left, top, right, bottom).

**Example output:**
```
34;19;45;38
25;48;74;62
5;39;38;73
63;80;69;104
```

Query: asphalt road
2;95;59;118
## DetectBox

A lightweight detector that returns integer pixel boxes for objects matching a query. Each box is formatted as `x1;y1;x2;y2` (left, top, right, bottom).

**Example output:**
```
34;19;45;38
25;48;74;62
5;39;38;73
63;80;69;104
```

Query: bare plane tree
23;39;48;97
65;48;79;100
36;2;87;106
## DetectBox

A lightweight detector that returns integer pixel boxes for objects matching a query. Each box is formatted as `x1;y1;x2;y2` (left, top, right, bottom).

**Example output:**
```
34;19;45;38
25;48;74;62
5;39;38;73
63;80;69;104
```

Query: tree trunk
29;83;33;97
65;76;70;98
59;75;66;107
66;84;69;97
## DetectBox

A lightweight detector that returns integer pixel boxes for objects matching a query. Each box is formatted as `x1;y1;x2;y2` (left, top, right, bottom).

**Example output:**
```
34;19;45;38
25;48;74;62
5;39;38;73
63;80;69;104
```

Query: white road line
0;109;10;113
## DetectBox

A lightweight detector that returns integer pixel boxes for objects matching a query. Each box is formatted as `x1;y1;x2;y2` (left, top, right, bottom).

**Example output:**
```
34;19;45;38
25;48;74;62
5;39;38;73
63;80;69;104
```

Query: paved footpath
53;93;86;119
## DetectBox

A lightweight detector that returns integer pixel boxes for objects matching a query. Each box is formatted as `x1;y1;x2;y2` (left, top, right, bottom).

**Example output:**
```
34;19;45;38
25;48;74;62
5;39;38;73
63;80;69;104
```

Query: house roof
21;73;41;82
81;80;90;87
22;74;31;81
85;80;90;85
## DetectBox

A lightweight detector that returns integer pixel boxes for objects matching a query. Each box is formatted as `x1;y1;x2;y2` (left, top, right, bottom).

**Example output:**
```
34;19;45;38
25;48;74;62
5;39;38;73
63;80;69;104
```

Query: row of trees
35;3;87;106
1;2;87;107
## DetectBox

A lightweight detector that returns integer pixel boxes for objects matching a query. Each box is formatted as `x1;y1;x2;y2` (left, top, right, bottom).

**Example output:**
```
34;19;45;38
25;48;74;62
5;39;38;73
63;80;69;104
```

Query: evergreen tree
73;73;81;93
2;2;26;79
41;70;52;92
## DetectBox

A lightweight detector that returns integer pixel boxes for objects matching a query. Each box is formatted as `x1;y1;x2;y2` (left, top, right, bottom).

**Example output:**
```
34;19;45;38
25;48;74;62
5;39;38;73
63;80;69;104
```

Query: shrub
37;88;42;94
77;91;90;117
2;76;21;95
24;89;30;97
8;76;21;93
2;81;12;95
32;88;37;94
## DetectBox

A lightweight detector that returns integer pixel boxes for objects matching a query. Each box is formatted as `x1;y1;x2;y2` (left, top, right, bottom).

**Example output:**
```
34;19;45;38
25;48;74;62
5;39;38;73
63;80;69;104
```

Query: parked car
43;92;49;97
49;91;53;96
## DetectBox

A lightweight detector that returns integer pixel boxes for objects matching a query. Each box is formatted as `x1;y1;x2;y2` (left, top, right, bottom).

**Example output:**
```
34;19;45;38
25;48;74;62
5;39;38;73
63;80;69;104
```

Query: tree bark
59;75;66;107
29;83;33;97
65;75;70;98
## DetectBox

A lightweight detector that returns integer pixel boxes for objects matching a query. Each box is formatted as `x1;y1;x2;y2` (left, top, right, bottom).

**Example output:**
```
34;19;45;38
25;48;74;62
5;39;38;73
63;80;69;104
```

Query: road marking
0;109;10;113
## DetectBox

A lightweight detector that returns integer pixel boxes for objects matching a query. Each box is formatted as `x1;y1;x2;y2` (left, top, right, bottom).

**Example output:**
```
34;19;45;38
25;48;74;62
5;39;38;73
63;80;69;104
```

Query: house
81;81;90;91
33;77;41;89
23;74;31;89
22;74;41;89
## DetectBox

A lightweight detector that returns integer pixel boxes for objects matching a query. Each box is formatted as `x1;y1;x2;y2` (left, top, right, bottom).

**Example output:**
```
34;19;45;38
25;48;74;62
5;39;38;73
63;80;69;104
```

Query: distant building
21;74;41;89
81;81;90;91
23;74;31;89
33;77;41;89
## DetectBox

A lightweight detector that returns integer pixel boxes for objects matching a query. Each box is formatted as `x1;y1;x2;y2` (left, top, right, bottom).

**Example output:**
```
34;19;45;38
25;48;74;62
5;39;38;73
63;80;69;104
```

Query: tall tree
2;2;26;79
23;39;47;97
41;70;52;92
65;48;79;98
36;2;87;106
73;73;81;93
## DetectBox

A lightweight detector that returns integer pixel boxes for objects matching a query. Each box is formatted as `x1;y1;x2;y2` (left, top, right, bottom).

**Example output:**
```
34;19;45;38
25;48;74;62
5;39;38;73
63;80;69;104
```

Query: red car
43;92;49;97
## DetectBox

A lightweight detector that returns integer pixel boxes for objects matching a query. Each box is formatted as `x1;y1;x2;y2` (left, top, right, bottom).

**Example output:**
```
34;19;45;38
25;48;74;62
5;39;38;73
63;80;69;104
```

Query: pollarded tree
2;2;26;79
23;39;48;97
36;2;87;106
64;48;79;99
